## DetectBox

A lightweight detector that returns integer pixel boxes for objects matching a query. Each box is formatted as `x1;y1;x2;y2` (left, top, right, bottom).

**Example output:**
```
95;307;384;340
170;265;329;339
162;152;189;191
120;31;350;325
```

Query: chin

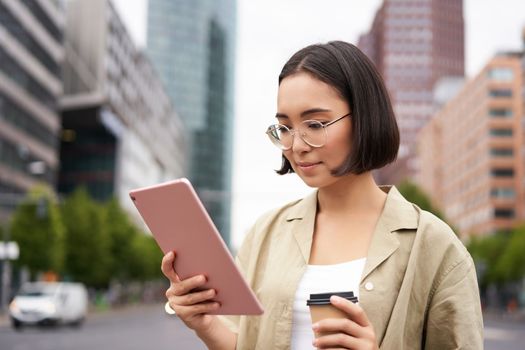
296;174;335;189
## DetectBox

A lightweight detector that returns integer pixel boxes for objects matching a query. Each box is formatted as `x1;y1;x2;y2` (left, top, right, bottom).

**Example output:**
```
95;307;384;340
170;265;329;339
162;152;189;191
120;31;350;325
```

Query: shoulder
237;192;315;251
411;207;475;291
414;207;469;261
246;193;313;239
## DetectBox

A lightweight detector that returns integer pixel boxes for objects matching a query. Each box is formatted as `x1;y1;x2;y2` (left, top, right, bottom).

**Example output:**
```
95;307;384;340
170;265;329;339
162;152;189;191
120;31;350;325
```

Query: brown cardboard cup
307;291;358;338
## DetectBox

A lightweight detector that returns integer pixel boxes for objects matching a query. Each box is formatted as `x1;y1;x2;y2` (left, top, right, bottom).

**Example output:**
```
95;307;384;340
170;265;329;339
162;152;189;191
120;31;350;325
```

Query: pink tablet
129;178;264;315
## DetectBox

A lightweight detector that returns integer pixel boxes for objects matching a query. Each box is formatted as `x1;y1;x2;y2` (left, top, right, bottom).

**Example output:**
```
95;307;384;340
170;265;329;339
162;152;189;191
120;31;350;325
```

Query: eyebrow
275;108;332;119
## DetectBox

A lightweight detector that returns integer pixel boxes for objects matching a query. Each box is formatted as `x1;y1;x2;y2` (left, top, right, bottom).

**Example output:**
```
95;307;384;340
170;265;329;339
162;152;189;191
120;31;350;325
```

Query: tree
10;186;65;279
61;188;111;288
478;225;525;284
467;232;509;287
493;225;525;283
103;198;140;281
140;235;163;280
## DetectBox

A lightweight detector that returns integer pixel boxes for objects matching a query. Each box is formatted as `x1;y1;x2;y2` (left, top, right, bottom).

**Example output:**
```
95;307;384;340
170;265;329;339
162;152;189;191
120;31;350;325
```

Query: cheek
325;130;352;159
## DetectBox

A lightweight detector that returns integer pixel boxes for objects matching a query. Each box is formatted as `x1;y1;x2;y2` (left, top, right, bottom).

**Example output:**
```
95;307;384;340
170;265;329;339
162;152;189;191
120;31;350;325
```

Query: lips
296;162;320;167
296;161;321;168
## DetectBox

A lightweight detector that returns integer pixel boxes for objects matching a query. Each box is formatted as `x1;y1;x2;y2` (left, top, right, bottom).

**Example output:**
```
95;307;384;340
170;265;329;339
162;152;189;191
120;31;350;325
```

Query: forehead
277;72;346;112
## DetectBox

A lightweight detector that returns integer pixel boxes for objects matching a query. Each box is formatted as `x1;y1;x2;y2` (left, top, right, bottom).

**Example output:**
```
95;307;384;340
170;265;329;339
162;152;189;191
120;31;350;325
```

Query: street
484;316;525;350
0;303;524;349
0;303;206;350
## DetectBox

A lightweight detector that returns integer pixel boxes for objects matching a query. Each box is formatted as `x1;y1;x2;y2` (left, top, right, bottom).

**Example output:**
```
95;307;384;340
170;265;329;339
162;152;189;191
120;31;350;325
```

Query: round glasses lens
301;120;327;147
267;125;292;149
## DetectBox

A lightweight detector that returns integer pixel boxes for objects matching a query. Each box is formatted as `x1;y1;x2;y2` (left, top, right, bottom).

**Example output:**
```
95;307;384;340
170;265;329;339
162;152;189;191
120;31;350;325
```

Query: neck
316;172;387;215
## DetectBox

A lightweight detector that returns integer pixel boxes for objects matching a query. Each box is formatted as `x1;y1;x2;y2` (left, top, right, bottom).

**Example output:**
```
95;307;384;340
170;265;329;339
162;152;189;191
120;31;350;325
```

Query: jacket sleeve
424;254;483;349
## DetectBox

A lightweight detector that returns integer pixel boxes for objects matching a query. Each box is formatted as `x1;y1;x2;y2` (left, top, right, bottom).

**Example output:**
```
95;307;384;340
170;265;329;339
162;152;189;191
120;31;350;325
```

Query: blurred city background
1;0;525;349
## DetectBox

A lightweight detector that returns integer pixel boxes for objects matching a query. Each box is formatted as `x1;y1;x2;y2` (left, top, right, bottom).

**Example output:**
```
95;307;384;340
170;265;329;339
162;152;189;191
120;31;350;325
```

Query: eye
276;125;291;134
304;120;324;130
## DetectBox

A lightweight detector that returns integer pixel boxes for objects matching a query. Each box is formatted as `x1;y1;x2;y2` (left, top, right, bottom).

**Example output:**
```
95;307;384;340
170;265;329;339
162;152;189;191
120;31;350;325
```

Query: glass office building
60;0;188;222
0;0;64;221
147;0;237;244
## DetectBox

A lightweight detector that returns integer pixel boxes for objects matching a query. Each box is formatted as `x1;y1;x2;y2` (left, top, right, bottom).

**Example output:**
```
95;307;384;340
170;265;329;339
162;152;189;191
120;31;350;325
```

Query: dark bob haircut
276;41;399;176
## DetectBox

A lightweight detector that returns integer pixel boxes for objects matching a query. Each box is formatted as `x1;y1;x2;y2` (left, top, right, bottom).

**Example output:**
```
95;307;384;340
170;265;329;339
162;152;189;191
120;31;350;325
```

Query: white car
9;282;88;329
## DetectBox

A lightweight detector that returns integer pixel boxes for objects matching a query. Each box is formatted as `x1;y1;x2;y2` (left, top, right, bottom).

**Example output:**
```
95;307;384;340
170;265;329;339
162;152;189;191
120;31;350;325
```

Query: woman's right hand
161;251;221;332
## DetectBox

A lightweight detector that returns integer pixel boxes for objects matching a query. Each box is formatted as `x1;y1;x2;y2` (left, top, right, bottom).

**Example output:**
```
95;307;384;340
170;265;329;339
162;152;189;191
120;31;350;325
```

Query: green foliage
467;232;509;286
61;188;111;288
397;181;445;220
495;225;525;281
467;225;525;287
468;225;525;286
101;198;163;281
126;234;163;281
10;186;65;278
9;185;164;287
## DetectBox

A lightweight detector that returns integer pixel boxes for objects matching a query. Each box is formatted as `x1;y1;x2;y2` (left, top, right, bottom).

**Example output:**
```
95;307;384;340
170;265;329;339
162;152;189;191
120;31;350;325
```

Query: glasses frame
266;113;351;150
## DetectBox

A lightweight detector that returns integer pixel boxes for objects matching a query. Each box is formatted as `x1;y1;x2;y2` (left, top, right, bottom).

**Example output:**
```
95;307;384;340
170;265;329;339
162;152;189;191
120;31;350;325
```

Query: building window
490;148;514;157
489;109;513;118
19;0;63;43
488;67;514;81
489;89;512;98
491;168;514;177
0;93;57;148
491;188;516;199
494;208;515;218
489;128;513;137
0;3;60;77
0;138;53;183
0;47;56;111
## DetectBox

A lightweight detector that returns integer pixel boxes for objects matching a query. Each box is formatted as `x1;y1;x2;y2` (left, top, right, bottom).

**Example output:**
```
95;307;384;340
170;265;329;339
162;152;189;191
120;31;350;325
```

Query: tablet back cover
129;178;263;315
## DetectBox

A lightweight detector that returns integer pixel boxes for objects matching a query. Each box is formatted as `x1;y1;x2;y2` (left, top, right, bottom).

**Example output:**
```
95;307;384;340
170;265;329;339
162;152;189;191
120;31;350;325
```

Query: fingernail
167;251;173;258
312;339;318;346
312;323;319;330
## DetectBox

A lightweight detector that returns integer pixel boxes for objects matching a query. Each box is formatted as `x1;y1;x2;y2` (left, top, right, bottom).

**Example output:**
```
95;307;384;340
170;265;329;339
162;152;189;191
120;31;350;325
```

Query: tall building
0;0;64;221
417;53;524;236
147;0;237;244
61;0;188;219
358;0;465;184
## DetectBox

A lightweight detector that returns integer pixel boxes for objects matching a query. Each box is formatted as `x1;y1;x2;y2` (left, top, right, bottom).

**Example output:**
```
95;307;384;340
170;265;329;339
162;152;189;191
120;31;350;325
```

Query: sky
112;0;525;250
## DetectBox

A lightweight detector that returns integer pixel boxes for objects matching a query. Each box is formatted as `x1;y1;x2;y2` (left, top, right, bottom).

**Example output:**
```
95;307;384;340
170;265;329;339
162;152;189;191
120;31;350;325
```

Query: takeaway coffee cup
306;291;358;337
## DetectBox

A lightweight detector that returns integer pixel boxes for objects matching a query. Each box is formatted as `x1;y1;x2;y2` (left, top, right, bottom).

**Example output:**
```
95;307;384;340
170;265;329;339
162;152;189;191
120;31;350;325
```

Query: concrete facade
417;54;523;236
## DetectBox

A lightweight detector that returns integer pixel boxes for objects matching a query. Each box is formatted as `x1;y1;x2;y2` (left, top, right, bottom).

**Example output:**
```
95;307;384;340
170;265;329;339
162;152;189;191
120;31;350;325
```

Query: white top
290;258;366;350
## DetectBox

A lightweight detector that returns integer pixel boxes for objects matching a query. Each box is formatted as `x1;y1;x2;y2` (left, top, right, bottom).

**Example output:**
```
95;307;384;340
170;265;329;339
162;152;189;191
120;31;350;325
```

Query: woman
161;41;483;349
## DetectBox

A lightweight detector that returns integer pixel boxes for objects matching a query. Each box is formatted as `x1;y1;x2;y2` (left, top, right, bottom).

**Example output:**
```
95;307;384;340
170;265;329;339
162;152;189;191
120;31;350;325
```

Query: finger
171;301;221;318
330;295;370;327
175;288;216;306
169;274;208;296
161;251;180;282
313;317;364;339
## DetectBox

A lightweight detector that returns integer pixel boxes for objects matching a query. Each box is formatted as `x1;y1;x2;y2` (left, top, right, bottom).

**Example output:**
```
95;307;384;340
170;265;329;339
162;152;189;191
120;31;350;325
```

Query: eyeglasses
265;113;351;150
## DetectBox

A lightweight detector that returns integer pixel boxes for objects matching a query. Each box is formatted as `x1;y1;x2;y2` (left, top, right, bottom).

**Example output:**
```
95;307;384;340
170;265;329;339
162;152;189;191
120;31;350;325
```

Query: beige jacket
220;186;483;349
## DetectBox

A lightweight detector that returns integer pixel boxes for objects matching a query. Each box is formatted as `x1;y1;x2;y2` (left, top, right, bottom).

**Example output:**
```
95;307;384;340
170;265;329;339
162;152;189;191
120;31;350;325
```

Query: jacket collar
361;186;418;281
285;186;419;277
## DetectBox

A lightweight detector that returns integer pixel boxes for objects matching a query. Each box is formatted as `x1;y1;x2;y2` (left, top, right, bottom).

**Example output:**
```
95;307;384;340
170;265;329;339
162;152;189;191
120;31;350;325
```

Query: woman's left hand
312;295;379;350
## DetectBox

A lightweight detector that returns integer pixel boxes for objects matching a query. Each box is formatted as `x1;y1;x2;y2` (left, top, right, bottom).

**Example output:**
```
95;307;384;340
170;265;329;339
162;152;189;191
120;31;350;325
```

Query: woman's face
276;72;352;188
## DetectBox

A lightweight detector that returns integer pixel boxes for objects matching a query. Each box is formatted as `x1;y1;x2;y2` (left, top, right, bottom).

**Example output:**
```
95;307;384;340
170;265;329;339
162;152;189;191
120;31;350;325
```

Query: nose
290;130;312;153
